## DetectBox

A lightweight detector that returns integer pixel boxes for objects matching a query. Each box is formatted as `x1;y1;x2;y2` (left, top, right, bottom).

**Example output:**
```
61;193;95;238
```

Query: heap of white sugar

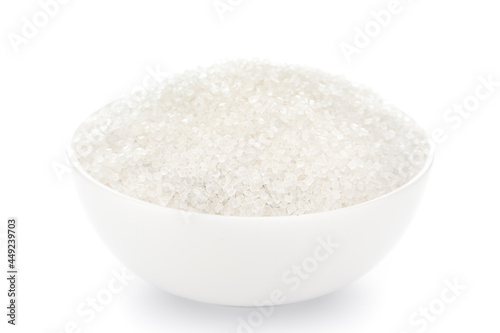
72;59;430;216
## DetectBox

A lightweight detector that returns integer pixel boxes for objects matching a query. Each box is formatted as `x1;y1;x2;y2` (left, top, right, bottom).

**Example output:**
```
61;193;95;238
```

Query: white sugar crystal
72;59;430;216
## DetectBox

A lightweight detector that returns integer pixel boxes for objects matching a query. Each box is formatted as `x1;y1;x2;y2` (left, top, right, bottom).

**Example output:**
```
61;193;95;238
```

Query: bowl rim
67;134;435;221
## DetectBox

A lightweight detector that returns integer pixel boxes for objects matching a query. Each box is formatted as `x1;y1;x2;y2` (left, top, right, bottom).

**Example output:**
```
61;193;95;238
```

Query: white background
1;0;499;332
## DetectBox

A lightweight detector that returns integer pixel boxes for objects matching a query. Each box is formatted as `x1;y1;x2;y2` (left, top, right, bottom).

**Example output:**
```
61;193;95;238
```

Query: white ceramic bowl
68;141;433;306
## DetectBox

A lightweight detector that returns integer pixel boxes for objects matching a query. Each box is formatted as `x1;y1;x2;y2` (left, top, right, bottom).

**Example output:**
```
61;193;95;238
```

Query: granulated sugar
72;59;430;216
